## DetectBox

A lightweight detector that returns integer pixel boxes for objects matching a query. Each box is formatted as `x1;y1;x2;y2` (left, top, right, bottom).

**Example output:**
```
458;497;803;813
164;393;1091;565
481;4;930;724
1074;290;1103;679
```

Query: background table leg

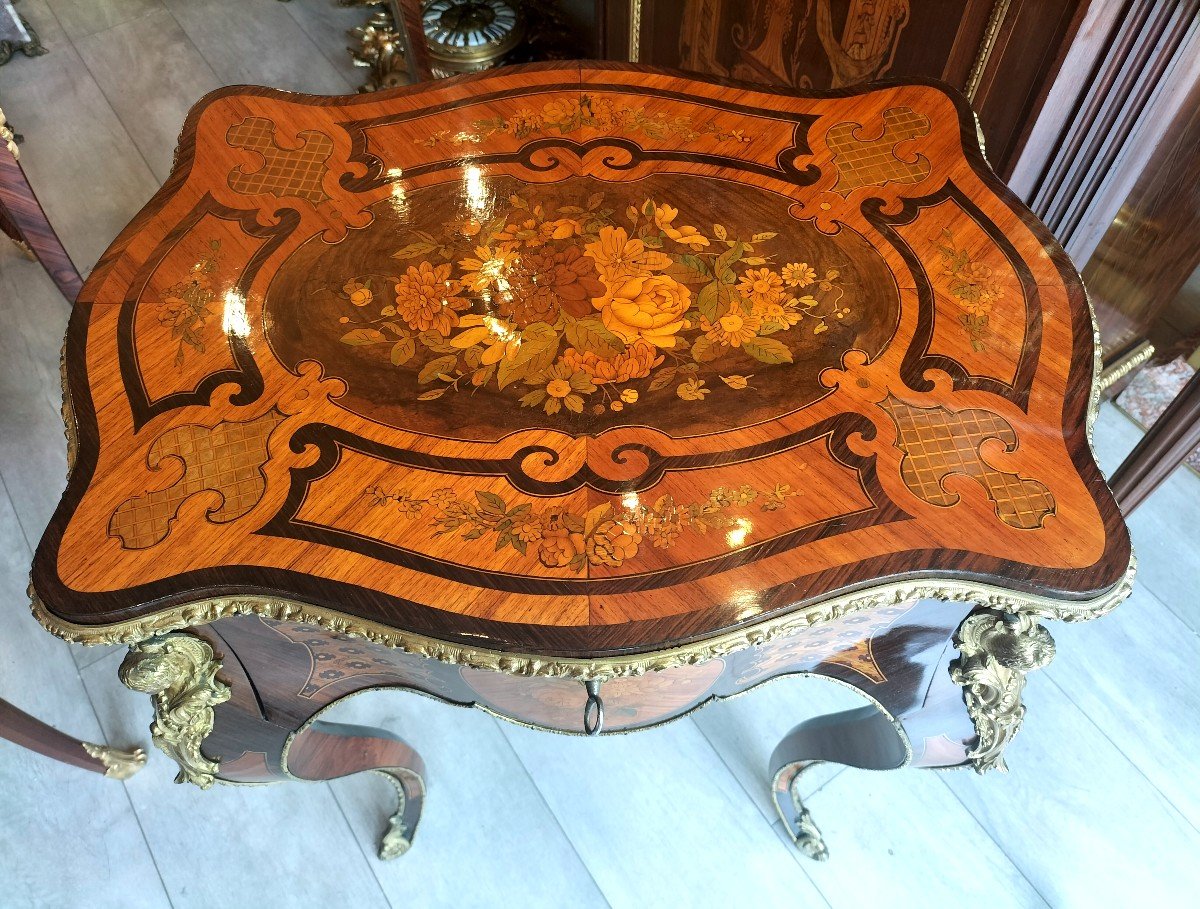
0;696;146;778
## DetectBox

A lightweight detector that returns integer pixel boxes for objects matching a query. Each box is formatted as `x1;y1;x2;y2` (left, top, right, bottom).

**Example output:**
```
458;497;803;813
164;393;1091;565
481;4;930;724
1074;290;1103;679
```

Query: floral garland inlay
155;240;222;366
936;229;1003;352
333;192;853;417
417;94;752;147
365;480;803;572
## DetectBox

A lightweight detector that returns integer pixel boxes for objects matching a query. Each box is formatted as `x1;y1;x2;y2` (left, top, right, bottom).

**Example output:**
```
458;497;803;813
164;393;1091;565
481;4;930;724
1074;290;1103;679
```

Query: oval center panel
265;174;899;439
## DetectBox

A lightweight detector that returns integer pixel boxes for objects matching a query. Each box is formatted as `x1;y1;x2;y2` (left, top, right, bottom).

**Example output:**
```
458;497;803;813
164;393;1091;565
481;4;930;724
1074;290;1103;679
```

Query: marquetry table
29;63;1133;861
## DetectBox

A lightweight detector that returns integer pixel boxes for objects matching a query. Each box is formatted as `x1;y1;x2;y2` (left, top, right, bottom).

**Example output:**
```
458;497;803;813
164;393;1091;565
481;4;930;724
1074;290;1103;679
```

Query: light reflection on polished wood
35;64;1127;660
27;64;1131;862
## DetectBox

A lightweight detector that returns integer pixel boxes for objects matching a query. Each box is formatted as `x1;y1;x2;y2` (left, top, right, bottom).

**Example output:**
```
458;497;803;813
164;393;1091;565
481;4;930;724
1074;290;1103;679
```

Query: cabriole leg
287;720;427;859
769;704;908;860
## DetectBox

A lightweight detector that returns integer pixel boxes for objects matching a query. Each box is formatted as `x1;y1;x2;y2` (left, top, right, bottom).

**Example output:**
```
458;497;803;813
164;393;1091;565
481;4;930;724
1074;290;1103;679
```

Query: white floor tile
801;768;1046;907
0;0;161;273
1047;583;1200;830
45;0;162;41
163;0;355;94
76;6;221;183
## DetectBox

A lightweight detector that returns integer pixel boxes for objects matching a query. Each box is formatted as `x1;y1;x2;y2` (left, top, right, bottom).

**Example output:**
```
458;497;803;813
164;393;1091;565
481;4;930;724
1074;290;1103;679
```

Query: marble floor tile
0;244;120;673
0;490;170;909
798;768;1046;907
322;691;609;909
0;0;161;273
81;650;394;909
0;388;70;556
498;717;828;908
1046;583;1200;831
163;0;355;94
0;241;69;425
941;677;1200;907
1124;470;1200;633
0;242;72;550
44;0;162;41
282;0;383;92
76;5;221;182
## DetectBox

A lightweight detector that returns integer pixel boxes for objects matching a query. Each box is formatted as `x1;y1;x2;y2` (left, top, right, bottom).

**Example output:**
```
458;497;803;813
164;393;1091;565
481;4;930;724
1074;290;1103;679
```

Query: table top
31;63;1131;664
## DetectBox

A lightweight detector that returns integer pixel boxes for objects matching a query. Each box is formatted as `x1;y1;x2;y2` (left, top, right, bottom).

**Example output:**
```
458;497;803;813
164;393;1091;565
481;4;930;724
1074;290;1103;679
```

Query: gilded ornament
423;0;523;78
964;0;1012;103
118;633;231;788
376;770;424;859
778;766;830;860
82;742;148;780
791;804;829;861
1097;340;1155;393
30;554;1133;682
950;609;1055;772
0;108;18;161
349;7;409;93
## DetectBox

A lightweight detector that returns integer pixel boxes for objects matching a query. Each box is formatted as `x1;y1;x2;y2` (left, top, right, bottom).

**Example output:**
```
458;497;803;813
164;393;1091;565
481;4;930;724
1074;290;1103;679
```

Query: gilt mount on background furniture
0;698;146;779
27;63;1131;860
0;0;46;66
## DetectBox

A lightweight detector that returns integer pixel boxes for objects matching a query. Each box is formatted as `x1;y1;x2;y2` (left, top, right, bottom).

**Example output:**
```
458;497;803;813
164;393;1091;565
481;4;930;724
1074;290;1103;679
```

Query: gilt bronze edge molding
1097;340;1155;394
964;0;1013;104
28;554;1135;681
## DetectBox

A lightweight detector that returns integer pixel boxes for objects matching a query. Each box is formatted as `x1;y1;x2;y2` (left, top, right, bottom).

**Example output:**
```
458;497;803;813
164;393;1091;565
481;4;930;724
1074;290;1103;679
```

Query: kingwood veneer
27;63;1132;860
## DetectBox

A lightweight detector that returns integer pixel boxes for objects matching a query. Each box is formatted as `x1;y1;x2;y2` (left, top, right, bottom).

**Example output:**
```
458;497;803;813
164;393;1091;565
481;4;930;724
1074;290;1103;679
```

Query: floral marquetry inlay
365;481;801;573
266;173;897;439
417;94;753;148
326;187;857;421
35;65;1130;659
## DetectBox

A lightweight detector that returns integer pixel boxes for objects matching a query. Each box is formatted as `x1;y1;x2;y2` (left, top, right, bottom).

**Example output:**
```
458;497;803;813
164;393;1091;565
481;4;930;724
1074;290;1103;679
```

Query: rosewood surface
30;63;1129;660
0;125;83;302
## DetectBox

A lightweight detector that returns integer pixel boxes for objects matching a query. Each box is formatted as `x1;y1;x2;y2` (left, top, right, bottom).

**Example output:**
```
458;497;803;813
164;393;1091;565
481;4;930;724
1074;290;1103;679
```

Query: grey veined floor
2;2;1200;906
